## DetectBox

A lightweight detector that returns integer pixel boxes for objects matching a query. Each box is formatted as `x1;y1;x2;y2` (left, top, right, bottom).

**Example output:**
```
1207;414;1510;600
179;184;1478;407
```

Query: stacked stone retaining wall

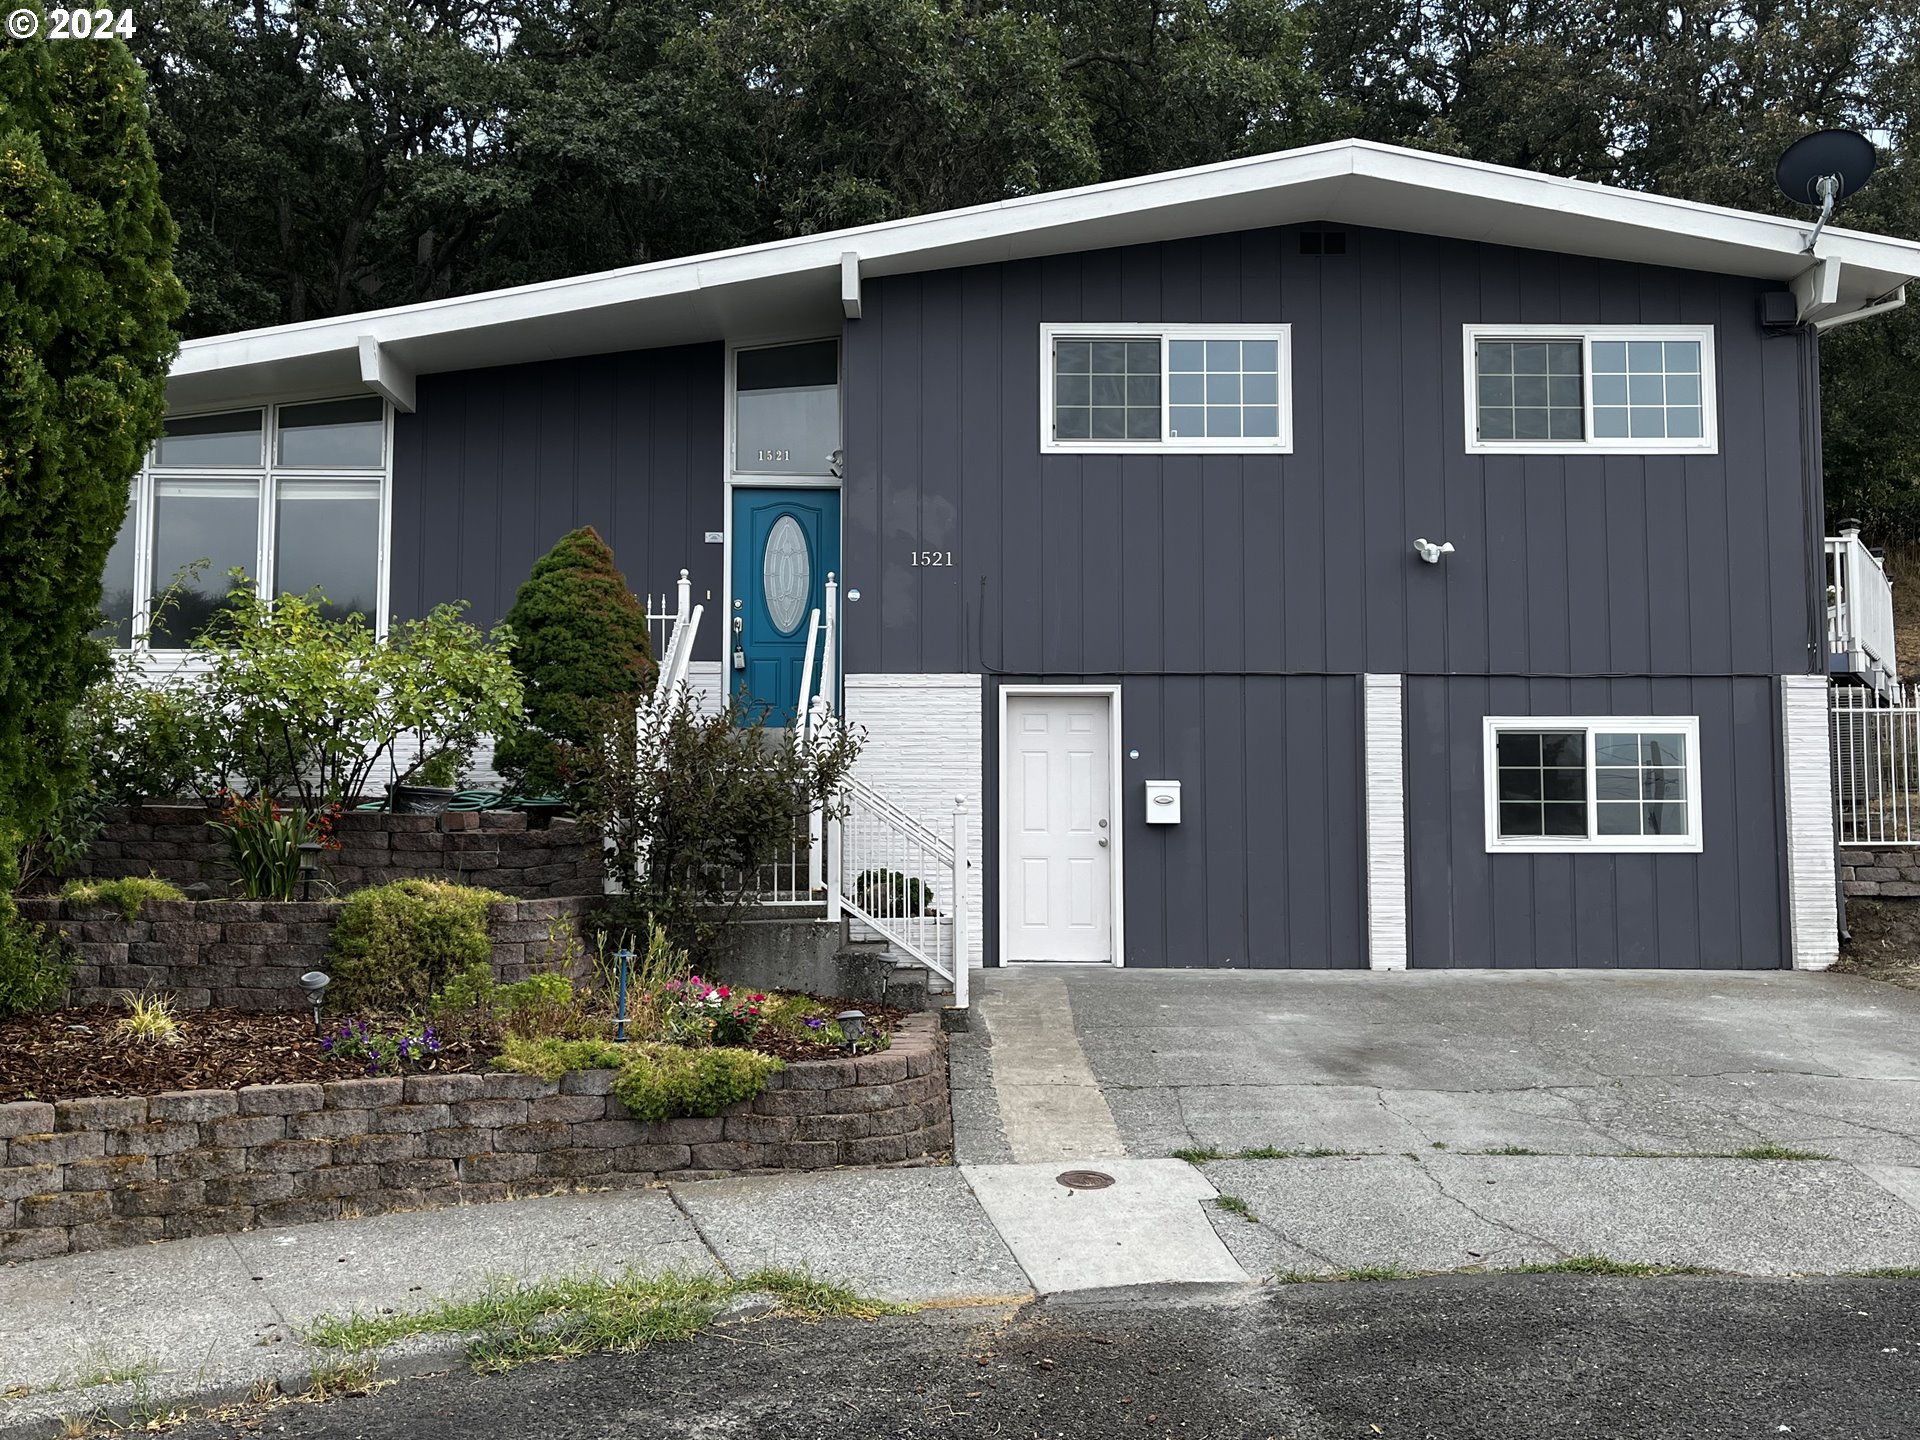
67;806;600;900
1839;846;1920;898
0;1016;948;1260
12;896;595;1010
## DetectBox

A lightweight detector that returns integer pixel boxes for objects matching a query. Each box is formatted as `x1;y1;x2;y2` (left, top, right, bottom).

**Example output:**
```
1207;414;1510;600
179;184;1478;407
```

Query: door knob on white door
1098;837;1109;847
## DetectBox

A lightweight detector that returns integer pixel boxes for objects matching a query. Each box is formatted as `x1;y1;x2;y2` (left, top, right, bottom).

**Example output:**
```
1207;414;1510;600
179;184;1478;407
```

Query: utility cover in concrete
961;1158;1250;1294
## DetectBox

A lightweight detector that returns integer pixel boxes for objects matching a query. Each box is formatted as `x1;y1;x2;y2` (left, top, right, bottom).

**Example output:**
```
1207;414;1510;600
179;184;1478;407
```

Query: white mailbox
1144;780;1182;824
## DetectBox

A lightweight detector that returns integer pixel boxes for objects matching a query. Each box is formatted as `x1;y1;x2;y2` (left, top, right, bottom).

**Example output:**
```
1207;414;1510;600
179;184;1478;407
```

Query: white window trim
1482;715;1704;854
1040;322;1294;456
1461;323;1719;456
117;395;393;653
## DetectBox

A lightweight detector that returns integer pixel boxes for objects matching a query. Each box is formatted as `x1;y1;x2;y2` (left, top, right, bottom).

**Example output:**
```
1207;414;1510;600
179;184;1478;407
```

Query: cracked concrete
993;966;1920;1165
1200;1154;1920;1278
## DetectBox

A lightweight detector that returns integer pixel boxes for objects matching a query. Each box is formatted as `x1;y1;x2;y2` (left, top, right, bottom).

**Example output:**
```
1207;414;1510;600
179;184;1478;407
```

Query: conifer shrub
0;34;184;919
493;528;654;798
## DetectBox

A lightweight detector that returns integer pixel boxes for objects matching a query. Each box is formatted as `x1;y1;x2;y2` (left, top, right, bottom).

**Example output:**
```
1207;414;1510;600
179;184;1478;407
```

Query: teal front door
731;487;841;724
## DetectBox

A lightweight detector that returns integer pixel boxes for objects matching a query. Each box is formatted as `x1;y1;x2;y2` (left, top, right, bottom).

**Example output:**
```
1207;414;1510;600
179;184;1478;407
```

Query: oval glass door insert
762;514;811;635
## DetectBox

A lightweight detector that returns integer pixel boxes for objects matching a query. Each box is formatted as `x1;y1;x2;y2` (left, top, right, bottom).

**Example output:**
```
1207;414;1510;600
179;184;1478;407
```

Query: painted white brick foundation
1363;674;1409;970
844;673;985;970
1781;673;1839;970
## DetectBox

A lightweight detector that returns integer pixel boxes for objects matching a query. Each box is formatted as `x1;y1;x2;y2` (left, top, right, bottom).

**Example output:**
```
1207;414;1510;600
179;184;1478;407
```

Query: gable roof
167;137;1920;412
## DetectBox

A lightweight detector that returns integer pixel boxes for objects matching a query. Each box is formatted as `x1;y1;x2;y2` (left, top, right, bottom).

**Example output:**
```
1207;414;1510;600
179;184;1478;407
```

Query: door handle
1098;837;1109;847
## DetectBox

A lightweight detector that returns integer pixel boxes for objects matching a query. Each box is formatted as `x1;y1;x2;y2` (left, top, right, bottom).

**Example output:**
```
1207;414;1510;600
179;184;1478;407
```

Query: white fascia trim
171;139;1920;386
1791;257;1843;323
1363;675;1409;971
1461;324;1718;456
1780;674;1840;970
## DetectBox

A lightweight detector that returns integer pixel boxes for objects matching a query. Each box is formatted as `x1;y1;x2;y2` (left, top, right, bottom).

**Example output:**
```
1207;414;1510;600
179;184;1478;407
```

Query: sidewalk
6;1145;1920;1436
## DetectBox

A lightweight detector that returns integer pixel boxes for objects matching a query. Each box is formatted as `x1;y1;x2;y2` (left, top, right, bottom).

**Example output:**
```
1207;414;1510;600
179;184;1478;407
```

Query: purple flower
805;1017;825;1030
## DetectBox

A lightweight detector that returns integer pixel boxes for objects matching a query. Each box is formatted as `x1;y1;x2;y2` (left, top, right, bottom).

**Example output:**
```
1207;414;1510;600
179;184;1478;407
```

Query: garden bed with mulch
0;1008;493;1103
0;997;911;1104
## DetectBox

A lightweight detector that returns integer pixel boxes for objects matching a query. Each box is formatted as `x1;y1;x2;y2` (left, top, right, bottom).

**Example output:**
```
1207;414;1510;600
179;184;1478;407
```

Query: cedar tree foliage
0;34;185;887
494;526;656;797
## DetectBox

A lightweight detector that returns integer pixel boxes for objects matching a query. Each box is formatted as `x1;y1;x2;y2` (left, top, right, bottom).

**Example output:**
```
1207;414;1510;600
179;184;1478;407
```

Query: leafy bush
852;868;932;917
431;962;599;1043
583;697;862;965
611;1044;784;1122
495;1035;631;1081
192;585;520;809
0;904;73;1020
74;650;211;806
327;880;508;1011
59;874;186;921
494;527;655;800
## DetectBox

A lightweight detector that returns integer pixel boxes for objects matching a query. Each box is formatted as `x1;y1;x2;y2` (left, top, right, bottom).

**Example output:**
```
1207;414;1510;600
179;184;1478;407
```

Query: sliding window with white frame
1463;324;1718;455
1483;716;1703;853
99;397;391;650
1040;323;1293;455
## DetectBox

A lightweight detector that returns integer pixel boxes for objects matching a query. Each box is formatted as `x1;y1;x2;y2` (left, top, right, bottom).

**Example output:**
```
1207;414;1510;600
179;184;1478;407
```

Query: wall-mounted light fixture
1413;538;1456;564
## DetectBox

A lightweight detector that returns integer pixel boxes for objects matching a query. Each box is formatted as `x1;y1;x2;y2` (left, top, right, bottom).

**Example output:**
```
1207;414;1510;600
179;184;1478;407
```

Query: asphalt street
165;1274;1920;1440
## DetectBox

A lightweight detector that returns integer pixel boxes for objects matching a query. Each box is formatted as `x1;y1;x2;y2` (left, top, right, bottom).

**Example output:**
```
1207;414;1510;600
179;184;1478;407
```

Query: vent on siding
1299;231;1347;255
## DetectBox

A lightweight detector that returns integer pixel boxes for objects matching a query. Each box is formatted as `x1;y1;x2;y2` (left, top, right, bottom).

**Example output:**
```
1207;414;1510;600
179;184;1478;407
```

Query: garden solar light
836;1009;867;1055
297;840;322;900
299;970;330;1035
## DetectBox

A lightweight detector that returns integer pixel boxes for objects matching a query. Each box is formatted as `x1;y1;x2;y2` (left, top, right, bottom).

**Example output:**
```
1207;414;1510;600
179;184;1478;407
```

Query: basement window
1483;716;1702;853
1041;324;1293;455
1464;325;1718;455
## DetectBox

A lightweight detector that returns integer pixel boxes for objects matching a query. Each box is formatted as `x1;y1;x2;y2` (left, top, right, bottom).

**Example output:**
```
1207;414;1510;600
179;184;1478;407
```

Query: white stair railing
1826;526;1898;687
827;779;969;1009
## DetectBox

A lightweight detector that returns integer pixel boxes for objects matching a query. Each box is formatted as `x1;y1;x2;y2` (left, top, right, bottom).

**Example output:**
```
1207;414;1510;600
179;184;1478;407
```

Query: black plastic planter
387;783;458;815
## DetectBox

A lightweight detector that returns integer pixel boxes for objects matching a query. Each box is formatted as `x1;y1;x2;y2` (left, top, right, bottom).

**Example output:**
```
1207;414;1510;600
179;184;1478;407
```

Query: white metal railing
1832;683;1920;845
1827;528;1898;686
644;570;704;716
827;778;968;1007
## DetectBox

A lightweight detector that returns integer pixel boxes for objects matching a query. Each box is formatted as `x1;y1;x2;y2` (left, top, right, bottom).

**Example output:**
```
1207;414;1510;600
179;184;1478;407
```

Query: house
122;139;1920;976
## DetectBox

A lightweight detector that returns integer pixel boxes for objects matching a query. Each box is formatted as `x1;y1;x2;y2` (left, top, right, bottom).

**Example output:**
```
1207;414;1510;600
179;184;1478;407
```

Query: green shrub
432;963;595;1044
195;587;520;809
327;880;507;1012
0;904;73;1020
59;874;186;921
493;527;654;800
496;1035;631;1081
611;1043;783;1122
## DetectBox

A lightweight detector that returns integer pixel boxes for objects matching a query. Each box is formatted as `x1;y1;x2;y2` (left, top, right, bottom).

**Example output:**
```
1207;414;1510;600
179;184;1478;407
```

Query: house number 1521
909;551;953;567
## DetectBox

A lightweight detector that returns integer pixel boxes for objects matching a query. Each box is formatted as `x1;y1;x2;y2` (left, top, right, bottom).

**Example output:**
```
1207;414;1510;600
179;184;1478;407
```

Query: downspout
1800;324;1849;947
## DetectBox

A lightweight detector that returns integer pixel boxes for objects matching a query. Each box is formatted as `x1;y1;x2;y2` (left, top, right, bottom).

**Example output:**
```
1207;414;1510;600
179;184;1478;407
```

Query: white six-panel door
1005;693;1114;963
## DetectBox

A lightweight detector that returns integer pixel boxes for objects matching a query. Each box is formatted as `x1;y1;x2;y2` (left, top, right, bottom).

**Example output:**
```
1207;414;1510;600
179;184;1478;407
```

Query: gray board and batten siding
839;224;1823;969
389;342;726;628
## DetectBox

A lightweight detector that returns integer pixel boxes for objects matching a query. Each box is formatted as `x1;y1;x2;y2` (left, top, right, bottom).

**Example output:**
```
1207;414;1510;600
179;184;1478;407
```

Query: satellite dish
1775;129;1877;254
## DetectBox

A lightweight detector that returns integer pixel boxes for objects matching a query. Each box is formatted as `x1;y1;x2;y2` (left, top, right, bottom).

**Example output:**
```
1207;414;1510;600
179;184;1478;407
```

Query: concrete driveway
955;967;1920;1166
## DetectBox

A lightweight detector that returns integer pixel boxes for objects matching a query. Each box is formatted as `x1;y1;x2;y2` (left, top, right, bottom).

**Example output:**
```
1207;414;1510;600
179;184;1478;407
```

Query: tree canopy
130;0;1919;528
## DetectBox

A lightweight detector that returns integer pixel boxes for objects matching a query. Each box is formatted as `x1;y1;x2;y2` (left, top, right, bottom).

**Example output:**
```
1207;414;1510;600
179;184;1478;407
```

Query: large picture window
99;397;390;650
1463;325;1717;455
1041;323;1293;455
1483;716;1702;853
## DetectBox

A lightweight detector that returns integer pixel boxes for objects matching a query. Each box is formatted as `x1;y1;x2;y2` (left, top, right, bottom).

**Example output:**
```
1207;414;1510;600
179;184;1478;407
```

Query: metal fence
1832;683;1920;845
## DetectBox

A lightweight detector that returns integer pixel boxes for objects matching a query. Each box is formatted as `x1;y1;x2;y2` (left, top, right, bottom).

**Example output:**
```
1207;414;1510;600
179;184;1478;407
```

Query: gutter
1813;284;1908;332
